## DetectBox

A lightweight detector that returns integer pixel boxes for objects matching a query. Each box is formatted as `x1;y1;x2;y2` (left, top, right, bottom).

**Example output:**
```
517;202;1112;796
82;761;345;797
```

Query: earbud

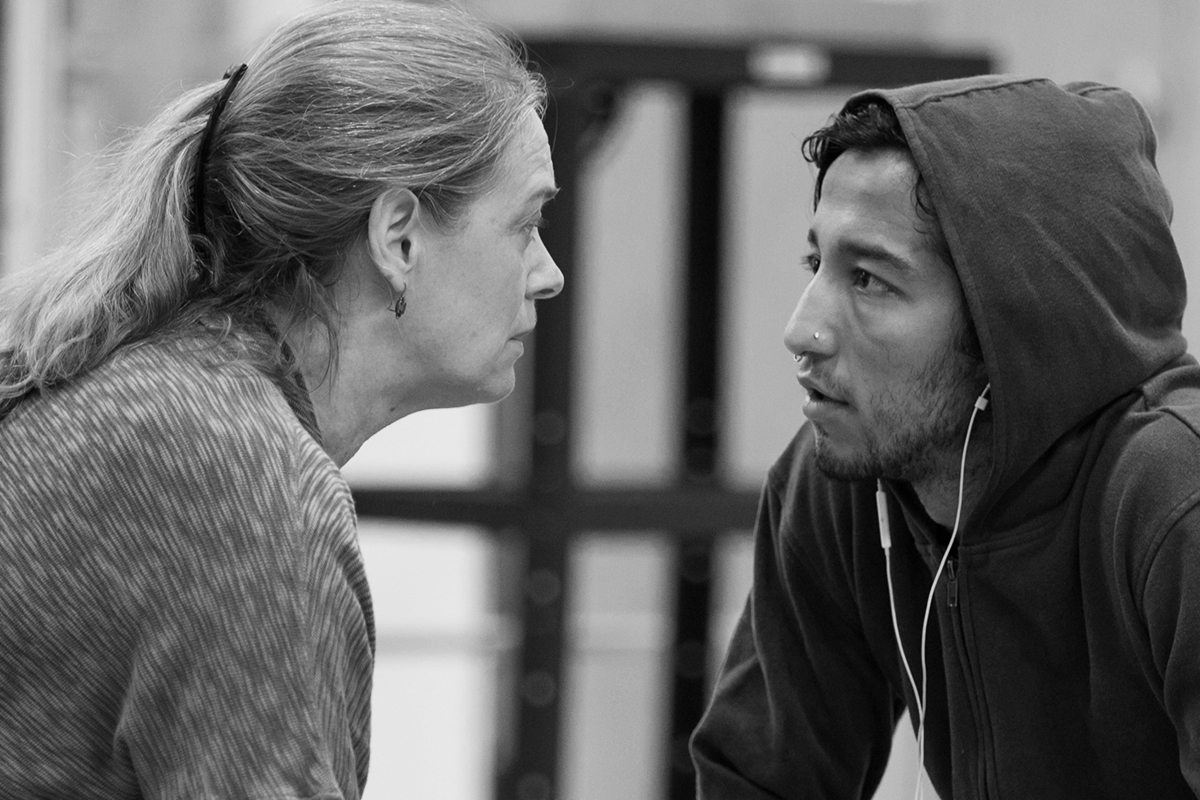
975;383;992;412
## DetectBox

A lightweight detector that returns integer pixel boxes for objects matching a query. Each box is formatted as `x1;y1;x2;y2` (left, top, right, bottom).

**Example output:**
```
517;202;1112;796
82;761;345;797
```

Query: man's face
785;148;986;483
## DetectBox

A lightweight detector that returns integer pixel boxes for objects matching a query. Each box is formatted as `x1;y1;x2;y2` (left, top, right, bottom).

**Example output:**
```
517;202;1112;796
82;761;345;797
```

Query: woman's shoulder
3;329;323;485
1;329;353;553
113;334;290;429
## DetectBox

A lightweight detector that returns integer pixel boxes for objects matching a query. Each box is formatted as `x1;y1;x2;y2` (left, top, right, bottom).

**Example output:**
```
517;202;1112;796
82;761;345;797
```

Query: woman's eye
521;215;546;244
801;254;820;273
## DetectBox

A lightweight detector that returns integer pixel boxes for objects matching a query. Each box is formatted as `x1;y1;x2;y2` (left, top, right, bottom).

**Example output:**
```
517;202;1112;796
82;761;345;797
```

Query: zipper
943;555;989;798
946;557;959;608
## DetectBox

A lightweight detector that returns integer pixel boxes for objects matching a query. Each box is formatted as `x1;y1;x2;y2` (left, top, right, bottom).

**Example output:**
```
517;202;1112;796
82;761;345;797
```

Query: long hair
0;0;545;416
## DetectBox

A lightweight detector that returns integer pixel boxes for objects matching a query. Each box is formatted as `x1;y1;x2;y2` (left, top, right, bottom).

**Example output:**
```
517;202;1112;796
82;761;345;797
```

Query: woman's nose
528;238;564;300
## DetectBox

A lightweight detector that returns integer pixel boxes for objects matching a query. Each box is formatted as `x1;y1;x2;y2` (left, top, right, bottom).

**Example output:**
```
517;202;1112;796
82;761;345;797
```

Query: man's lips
797;373;848;405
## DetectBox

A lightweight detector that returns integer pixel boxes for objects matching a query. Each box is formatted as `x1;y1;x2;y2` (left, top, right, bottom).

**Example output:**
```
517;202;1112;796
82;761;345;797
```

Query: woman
0;2;561;798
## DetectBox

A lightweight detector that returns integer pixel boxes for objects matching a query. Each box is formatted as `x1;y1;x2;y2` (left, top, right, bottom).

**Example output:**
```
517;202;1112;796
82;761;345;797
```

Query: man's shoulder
1105;363;1200;465
1088;365;1200;542
1147;361;1200;438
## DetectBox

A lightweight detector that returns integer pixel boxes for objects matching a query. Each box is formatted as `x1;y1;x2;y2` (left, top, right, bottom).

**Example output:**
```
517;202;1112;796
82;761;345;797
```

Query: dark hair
801;99;951;264
800;98;981;361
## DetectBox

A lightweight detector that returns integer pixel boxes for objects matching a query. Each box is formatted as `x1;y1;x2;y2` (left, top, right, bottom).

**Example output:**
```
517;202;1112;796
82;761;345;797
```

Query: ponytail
0;86;216;414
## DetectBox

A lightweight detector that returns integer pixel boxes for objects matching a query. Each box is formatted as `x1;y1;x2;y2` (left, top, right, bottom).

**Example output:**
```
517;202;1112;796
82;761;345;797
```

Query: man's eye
851;269;890;294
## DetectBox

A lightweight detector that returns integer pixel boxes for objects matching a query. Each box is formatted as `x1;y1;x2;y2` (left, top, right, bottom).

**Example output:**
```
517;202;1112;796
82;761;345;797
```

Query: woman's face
404;108;563;407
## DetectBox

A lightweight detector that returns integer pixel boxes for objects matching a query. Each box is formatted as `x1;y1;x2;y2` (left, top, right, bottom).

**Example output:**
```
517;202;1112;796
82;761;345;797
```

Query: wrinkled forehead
507;108;553;178
479;107;553;196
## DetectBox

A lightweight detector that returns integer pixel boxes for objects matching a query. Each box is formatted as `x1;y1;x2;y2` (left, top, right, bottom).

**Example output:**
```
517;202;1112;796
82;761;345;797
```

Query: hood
846;76;1187;524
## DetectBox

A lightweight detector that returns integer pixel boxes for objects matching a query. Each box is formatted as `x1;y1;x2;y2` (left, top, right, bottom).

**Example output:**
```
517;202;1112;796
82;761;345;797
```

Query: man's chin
813;429;945;485
812;436;877;483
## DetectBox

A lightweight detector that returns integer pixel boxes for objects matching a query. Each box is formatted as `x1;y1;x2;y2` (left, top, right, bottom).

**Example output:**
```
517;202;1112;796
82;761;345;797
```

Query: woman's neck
276;315;396;468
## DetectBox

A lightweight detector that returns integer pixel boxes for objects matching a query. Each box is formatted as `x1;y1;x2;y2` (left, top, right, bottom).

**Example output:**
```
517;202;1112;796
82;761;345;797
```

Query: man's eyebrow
841;241;918;275
809;229;918;276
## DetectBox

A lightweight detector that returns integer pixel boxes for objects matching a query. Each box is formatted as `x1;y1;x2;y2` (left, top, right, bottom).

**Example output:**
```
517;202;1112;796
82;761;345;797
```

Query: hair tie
190;64;248;242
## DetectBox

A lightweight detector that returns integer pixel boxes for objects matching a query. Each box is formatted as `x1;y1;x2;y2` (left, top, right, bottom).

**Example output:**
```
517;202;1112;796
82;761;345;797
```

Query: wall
1;0;229;277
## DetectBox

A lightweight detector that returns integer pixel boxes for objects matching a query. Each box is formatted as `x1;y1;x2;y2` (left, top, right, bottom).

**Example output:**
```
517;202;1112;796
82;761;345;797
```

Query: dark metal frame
353;37;990;800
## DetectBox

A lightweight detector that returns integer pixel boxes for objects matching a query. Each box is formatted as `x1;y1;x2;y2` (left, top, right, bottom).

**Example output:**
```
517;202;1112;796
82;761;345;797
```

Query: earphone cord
883;544;924;732
879;384;990;800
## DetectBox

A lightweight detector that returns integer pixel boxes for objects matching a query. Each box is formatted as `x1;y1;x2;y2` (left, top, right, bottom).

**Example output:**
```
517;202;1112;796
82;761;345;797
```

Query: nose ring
813;331;821;340
794;353;802;363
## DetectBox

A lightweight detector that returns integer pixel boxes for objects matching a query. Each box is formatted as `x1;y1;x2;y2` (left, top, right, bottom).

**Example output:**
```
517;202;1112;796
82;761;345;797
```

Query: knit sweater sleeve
113;423;369;800
690;432;901;799
0;341;373;800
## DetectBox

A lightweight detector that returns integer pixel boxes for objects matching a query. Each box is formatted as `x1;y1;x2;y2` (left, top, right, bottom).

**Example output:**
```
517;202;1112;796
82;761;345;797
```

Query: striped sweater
0;328;374;799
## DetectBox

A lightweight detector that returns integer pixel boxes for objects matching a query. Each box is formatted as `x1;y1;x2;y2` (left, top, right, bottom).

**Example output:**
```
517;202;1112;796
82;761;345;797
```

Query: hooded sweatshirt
692;76;1200;799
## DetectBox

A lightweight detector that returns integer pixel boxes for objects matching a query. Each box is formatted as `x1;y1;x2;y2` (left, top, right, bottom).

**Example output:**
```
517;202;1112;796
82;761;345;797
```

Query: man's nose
783;273;835;359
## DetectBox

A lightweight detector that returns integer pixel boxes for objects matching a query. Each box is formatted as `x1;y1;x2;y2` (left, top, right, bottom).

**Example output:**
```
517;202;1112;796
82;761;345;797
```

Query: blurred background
2;1;1197;798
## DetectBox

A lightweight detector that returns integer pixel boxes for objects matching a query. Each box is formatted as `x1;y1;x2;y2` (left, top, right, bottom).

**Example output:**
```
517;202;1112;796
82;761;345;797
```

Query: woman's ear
366;187;421;290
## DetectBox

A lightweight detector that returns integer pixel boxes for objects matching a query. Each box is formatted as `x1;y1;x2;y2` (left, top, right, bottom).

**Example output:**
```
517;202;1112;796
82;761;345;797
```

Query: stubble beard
812;342;987;485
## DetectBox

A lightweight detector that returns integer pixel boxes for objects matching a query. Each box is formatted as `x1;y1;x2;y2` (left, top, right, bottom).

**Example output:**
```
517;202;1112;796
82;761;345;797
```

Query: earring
391;287;407;318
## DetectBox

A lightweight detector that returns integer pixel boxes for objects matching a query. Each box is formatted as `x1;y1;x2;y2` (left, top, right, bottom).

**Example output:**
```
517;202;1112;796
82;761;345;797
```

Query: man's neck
909;423;993;530
912;472;974;530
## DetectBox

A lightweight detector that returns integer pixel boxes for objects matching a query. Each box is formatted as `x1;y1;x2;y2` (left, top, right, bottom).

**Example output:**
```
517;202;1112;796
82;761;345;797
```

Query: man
691;75;1200;798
